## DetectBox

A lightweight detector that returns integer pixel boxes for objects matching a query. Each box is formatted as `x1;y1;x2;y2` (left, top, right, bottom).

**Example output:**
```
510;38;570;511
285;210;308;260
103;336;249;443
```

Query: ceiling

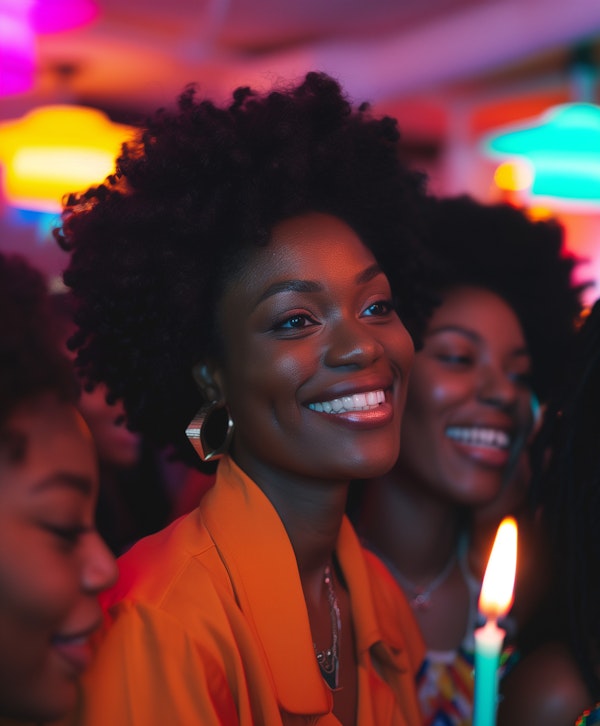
5;0;600;146
2;0;600;299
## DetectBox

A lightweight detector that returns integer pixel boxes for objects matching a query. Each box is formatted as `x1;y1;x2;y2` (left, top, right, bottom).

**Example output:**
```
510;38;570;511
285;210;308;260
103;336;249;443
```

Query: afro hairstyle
419;194;587;402
56;71;434;468
0;253;78;433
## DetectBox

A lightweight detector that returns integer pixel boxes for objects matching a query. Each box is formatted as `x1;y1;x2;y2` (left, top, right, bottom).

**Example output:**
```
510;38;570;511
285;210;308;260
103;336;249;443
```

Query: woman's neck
271;478;349;581
360;470;463;580
232;452;350;578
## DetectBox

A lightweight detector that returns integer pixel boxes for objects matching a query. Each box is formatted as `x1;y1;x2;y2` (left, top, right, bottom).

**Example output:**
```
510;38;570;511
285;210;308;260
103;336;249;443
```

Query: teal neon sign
482;103;600;203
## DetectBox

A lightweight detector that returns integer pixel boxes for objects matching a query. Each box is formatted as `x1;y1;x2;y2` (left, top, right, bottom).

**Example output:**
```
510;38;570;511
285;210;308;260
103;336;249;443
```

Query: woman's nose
477;364;519;408
323;316;384;368
81;533;119;593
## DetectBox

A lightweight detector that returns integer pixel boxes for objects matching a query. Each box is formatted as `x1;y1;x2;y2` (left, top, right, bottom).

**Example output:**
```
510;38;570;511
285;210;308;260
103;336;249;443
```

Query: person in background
0;252;117;725
498;299;600;726
350;194;586;726
55;71;434;724
49;291;176;555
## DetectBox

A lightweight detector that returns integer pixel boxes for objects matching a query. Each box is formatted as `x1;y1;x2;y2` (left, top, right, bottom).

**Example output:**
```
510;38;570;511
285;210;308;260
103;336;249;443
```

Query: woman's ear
191;360;226;403
187;360;233;462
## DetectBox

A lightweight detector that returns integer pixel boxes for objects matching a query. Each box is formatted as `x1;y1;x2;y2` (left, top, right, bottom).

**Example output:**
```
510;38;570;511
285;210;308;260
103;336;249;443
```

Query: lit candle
473;516;518;726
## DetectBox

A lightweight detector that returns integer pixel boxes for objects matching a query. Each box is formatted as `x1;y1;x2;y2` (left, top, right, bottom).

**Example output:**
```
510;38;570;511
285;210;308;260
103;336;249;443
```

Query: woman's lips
51;623;101;674
446;425;513;468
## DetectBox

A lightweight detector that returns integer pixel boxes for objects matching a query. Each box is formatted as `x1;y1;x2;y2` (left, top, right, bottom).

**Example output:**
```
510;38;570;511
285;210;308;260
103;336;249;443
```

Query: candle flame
478;516;518;620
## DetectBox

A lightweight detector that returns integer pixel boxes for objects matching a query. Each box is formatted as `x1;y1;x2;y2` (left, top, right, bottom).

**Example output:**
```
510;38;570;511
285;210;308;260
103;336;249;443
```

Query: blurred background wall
1;0;599;305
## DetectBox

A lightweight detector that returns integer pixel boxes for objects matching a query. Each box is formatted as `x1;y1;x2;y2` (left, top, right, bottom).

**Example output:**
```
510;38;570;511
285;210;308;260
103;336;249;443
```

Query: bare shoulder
498;641;593;726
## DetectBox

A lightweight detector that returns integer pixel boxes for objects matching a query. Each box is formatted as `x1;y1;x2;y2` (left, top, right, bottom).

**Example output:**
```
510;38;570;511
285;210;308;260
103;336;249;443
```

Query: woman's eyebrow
426;325;531;356
426;325;481;342
256;279;322;306
356;263;384;286
255;264;385;307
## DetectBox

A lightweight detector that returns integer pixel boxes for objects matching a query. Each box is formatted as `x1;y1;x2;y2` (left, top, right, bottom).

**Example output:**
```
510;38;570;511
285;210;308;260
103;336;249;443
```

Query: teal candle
473;618;506;726
474;516;517;726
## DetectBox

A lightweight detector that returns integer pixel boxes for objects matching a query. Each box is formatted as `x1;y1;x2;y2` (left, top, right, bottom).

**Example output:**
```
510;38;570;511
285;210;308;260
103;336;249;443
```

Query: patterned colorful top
415;546;479;726
577;704;600;726
417;644;475;726
376;538;518;726
416;640;518;726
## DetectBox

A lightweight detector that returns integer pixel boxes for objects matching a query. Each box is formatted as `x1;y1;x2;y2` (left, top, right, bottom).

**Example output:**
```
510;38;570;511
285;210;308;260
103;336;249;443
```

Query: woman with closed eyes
54;71;434;725
0;253;117;725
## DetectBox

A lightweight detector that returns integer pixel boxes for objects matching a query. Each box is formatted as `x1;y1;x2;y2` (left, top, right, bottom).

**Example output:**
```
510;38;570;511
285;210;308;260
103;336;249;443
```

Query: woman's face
0;393;117;722
55;317;141;471
77;383;141;470
396;285;533;504
213;212;415;485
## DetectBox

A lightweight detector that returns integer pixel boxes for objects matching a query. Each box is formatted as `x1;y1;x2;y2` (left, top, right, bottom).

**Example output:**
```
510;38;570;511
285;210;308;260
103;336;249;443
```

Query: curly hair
529;299;600;699
420;194;587;402
0;253;78;433
55;71;433;467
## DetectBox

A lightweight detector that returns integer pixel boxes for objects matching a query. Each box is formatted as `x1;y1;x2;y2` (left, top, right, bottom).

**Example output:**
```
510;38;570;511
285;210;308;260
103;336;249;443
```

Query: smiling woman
0;252;117;725
352;194;587;726
53;71;434;725
210;213;415;486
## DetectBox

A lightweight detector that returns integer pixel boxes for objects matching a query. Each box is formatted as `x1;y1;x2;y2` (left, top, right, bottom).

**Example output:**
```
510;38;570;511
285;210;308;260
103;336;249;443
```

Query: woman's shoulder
103;509;232;614
498;640;593;726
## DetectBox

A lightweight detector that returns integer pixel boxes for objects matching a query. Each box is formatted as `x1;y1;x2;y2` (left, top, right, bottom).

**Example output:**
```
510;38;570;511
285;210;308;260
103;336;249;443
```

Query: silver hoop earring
185;400;234;462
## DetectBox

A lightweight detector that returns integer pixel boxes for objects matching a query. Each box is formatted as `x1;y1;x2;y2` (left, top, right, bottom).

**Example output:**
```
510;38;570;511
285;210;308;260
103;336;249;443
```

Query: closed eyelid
32;473;93;496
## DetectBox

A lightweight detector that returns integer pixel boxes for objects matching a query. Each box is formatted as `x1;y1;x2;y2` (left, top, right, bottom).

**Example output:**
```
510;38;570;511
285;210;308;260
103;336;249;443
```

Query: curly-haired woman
0;253;116;724
351;194;586;726
55;71;434;725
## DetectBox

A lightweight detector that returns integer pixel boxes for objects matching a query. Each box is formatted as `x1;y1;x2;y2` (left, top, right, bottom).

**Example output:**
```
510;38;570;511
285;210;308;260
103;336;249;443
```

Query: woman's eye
436;353;473;366
363;300;393;317
275;313;318;330
43;524;86;546
511;371;533;387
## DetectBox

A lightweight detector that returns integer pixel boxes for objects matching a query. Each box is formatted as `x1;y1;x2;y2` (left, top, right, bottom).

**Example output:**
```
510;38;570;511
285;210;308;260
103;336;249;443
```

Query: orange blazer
69;456;425;725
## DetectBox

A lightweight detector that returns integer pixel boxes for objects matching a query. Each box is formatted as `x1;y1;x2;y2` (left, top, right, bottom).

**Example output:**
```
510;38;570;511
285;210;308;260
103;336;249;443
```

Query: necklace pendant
313;563;342;691
411;592;430;611
321;661;340;690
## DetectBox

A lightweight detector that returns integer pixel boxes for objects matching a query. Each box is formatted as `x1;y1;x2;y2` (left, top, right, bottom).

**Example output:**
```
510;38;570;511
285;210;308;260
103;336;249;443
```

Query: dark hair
56;71;433;467
421;194;587;402
0;253;79;432
530;299;600;698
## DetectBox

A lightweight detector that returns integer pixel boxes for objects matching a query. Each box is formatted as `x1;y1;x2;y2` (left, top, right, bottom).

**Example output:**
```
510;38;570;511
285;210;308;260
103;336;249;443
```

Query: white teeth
446;426;510;449
308;389;385;414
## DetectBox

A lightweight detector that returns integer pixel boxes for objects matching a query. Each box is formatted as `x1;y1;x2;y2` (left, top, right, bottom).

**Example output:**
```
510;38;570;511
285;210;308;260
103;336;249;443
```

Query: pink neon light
1;54;36;95
0;2;35;96
31;0;99;33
